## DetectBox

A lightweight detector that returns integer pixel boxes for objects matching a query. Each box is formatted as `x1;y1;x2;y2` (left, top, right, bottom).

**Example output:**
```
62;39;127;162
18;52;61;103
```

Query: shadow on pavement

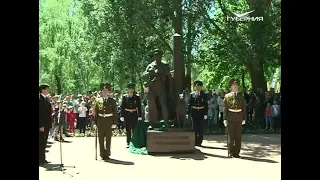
40;163;62;170
201;152;229;159
241;144;281;158
104;158;134;165
61;140;72;143
150;149;208;160
201;145;227;150
240;156;278;163
204;134;281;158
205;134;281;145
202;152;278;163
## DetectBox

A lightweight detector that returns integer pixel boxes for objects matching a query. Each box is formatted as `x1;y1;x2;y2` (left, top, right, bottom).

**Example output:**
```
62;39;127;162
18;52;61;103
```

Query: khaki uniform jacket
94;97;117;125
223;92;246;123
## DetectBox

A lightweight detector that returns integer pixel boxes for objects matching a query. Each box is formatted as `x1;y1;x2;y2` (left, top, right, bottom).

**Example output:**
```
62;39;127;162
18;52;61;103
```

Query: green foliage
40;0;280;94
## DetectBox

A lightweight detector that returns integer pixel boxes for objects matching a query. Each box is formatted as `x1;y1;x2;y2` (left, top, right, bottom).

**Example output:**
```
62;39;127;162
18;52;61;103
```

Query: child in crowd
265;102;273;130
67;106;76;135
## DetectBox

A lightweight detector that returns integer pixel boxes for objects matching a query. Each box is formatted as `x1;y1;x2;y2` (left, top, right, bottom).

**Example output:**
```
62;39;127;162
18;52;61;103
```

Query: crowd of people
44;86;280;141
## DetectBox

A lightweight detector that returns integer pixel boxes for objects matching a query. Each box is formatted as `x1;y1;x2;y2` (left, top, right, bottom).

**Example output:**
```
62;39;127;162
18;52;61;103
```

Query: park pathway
40;134;281;180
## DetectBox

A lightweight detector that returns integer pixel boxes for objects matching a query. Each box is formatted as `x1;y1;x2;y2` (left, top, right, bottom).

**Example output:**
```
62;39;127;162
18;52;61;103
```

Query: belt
228;109;242;113
98;113;113;117
192;106;204;110
125;108;138;113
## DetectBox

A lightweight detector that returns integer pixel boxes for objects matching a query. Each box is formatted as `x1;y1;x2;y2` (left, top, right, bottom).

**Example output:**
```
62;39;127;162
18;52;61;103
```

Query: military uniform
94;83;117;159
187;80;208;146
120;83;142;146
223;78;246;158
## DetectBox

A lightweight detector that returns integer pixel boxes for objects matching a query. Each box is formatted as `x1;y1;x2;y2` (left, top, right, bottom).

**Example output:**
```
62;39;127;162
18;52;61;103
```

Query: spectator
78;101;88;136
67;106;76;135
217;90;225;129
265;102;273;130
272;100;281;131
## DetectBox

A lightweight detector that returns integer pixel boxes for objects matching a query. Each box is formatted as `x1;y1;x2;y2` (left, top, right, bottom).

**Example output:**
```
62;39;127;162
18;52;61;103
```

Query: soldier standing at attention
39;83;52;165
187;80;208;146
93;83;117;160
223;78;246;158
120;83;143;148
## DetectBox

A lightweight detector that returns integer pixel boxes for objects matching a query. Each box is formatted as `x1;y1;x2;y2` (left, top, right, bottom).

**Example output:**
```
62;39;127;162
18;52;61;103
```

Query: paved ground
40;134;281;180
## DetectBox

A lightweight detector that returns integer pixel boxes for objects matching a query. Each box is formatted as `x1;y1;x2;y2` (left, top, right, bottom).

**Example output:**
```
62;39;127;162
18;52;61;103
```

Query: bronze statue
144;49;176;130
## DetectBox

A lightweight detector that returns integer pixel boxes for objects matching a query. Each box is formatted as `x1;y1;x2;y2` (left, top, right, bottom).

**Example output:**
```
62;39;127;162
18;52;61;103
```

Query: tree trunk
241;67;245;90
246;60;267;91
185;60;192;90
55;74;62;95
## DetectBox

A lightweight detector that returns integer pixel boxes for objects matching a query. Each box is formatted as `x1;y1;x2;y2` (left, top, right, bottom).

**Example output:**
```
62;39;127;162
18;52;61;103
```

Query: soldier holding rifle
92;83;117;160
223;78;246;158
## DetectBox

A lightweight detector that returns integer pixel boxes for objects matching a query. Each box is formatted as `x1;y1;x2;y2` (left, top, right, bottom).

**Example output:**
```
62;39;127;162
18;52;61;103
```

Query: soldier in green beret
93;83;117;160
120;83;143;148
223;77;246;158
186;80;208;146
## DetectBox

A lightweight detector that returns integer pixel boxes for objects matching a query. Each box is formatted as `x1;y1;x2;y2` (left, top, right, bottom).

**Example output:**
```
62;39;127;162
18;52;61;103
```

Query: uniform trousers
191;109;205;145
124;111;138;145
39;126;50;162
97;117;113;158
227;121;242;155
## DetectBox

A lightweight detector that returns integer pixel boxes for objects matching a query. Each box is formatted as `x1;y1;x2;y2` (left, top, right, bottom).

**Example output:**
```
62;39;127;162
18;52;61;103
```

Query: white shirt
40;93;46;99
78;106;88;117
103;97;109;102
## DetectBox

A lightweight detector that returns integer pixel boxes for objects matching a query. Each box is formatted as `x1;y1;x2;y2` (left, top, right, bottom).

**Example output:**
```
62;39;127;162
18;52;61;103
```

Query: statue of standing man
144;49;175;130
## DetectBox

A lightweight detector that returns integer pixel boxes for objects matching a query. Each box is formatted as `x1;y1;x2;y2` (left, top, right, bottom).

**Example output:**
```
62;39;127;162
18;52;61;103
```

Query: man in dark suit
39;83;52;165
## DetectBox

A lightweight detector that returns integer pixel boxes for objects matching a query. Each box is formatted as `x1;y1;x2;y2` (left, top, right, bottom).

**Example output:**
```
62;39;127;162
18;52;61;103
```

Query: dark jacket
39;94;52;128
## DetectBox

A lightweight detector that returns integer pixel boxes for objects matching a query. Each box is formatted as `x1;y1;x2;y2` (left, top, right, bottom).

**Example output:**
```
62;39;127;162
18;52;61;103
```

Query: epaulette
225;93;232;98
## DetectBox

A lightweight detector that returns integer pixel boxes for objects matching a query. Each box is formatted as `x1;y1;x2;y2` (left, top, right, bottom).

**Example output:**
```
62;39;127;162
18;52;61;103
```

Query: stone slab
147;130;195;153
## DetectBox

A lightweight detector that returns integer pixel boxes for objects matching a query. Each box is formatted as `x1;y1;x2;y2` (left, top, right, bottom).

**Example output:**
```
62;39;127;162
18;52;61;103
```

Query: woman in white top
78;101;88;135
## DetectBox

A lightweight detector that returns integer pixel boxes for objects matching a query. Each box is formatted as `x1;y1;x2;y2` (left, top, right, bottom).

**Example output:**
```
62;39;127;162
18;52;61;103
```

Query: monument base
147;129;195;153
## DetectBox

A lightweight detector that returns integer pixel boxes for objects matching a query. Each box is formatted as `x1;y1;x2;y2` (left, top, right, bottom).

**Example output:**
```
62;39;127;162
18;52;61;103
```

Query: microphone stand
46;104;77;177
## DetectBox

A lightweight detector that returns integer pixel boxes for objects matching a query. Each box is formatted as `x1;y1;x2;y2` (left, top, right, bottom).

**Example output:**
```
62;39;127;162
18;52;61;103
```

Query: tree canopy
39;0;280;94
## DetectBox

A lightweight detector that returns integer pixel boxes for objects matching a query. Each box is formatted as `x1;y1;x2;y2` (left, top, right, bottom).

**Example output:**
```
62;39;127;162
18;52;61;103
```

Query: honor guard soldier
223;78;246;158
187;80;208;146
93;83;117;160
120;83;143;148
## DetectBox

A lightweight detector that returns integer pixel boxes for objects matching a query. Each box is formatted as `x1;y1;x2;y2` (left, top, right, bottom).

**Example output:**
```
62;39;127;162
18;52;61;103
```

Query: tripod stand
46;106;77;177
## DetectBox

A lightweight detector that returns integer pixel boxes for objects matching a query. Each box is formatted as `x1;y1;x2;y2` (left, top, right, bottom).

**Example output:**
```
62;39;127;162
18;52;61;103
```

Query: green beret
193;80;203;87
127;83;135;89
100;83;112;90
229;77;240;87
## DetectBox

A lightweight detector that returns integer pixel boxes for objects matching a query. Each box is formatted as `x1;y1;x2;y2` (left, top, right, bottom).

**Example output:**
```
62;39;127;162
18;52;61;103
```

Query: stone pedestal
147;129;195;153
